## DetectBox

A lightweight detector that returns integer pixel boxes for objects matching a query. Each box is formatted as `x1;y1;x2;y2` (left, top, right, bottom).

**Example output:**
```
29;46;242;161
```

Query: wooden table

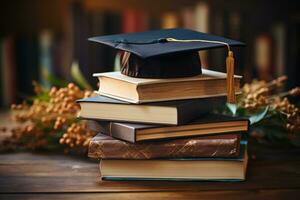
1;139;300;200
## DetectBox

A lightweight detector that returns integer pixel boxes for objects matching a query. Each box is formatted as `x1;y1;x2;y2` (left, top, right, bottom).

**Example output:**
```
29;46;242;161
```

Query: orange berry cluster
5;82;96;151
59;123;95;148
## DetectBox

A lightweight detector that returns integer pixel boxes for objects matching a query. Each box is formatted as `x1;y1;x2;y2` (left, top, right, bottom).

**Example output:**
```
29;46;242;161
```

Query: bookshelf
1;0;300;108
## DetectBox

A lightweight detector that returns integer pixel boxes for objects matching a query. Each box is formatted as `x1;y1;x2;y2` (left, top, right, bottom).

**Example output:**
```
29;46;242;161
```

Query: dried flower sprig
239;76;290;110
2;82;96;153
229;75;300;138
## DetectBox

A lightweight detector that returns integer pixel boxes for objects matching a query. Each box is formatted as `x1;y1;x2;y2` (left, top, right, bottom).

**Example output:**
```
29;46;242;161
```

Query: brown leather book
88;133;242;159
88;114;249;143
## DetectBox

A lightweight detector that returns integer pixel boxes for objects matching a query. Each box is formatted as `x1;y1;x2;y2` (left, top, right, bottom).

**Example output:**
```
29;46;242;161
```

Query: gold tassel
226;50;236;103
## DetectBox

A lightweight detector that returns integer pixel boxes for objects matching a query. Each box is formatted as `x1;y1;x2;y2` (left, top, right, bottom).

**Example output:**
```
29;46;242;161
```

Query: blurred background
0;0;300;108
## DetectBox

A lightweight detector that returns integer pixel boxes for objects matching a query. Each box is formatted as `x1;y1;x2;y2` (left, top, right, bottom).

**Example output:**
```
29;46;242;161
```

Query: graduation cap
89;28;245;103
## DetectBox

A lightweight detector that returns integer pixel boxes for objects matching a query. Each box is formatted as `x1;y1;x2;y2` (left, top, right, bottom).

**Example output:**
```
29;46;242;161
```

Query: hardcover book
93;69;242;103
100;143;248;181
88;133;242;159
89;114;249;142
78;95;225;125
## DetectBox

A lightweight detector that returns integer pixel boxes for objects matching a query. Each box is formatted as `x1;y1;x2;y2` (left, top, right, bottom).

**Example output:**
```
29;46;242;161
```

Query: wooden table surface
1;139;300;200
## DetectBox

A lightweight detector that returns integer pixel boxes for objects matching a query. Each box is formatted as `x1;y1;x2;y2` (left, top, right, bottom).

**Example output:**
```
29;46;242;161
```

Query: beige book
93;69;242;103
100;150;248;181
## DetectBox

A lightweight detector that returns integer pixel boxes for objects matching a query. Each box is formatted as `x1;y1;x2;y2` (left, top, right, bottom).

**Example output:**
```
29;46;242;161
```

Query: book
93;69;242;104
194;2;210;68
15;35;39;97
181;7;195;29
39;30;53;88
161;12;179;29
88;133;242;159
89;114;249;142
272;23;286;77
100;144;248;181
254;34;273;80
77;95;225;125
286;16;300;91
1;36;16;107
122;9;148;33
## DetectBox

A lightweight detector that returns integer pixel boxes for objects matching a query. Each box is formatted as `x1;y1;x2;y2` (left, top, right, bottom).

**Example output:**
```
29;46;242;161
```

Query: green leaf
226;103;238;115
27;92;50;102
249;106;269;125
45;74;68;87
71;61;93;90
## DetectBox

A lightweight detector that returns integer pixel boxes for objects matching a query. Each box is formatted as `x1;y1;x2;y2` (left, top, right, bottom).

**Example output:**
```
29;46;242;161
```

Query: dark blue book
15;35;39;99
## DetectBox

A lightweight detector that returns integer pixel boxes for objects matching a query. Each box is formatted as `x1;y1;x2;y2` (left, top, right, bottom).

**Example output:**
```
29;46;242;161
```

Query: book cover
88;133;242;159
78;95;225;125
89;114;249;142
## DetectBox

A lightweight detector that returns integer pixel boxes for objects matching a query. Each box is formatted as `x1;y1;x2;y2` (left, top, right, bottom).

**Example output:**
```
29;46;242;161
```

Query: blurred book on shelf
0;36;16;107
194;2;209;68
161;12;179;29
254;34;273;81
15;35;40;99
39;30;54;88
122;9;149;33
272;23;286;78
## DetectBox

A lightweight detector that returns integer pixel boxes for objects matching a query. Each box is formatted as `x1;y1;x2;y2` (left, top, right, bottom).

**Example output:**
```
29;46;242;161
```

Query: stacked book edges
79;69;249;181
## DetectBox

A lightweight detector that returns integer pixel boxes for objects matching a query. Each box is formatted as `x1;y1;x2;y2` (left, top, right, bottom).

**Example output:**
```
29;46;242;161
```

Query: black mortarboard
89;28;245;103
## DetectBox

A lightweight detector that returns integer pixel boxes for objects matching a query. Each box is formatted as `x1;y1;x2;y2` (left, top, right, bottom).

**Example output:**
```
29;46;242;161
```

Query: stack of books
78;69;249;181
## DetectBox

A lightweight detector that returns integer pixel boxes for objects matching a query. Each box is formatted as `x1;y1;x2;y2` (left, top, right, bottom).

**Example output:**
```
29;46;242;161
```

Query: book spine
110;123;136;143
39;30;53;89
1;36;16;107
15;35;40;98
161;12;179;29
122;9;139;33
87;120;136;143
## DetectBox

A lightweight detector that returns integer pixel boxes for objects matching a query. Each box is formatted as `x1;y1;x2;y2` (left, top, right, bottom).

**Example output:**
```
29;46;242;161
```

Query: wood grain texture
1;190;300;200
0;139;300;199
